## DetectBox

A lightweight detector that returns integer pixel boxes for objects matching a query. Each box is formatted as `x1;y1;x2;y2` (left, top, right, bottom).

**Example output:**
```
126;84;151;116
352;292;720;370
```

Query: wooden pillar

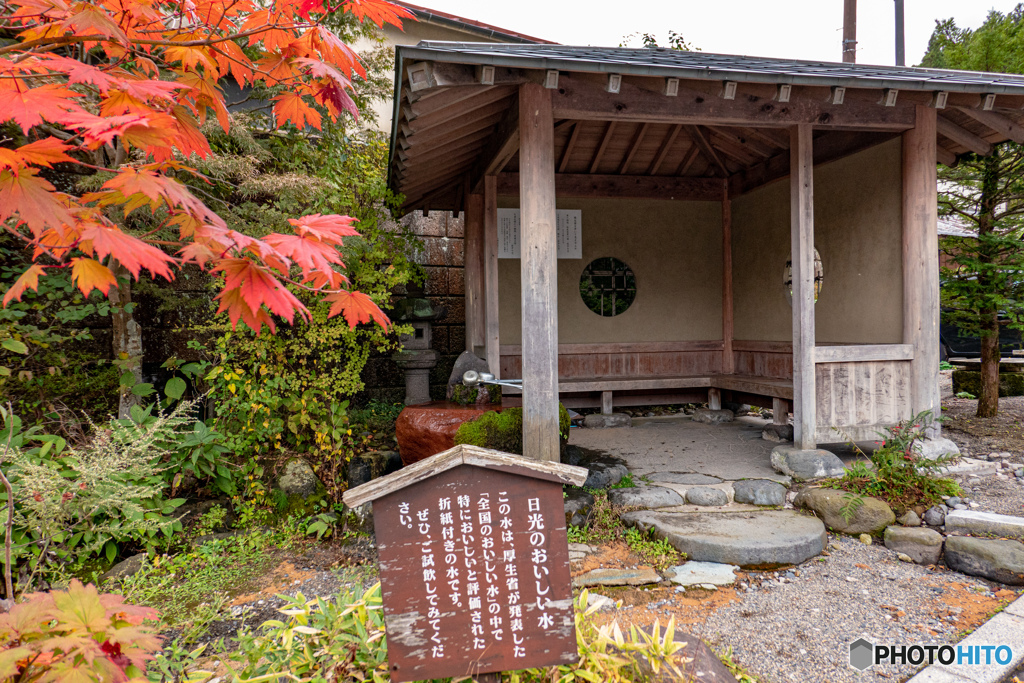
773;397;788;426
708;388;722;411
484;175;500;378
464;192;485;355
902;105;940;434
721;182;735;374
601;391;613;416
518;82;559;462
790;124;817;451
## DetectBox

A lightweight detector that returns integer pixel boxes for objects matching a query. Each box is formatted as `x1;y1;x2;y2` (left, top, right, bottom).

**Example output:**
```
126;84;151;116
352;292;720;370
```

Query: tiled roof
398;42;1024;94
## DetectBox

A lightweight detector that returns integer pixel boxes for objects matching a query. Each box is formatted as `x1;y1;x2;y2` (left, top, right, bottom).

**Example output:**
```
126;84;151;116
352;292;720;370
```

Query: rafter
589;122;617;174
953;106;1024;144
675;142;701;176
618;122;649;174
936;115;993;156
647;124;682;175
685;125;729;177
559;122;581;173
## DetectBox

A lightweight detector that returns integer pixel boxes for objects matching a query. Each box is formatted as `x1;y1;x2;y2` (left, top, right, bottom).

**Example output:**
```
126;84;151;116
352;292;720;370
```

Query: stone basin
395;402;502;466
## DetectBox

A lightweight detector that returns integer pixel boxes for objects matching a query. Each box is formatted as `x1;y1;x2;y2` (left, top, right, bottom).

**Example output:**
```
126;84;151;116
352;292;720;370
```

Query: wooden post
773;397;788;426
791;124;817;451
518;82;559;462
484;175;501;378
601;391;613;416
843;0;857;63
708;388;722;411
464;192;485;355
721;183;735;374
903;105;940;434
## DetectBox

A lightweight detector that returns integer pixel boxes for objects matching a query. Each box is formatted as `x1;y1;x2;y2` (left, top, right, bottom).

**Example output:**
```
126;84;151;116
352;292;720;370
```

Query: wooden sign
343;445;589;682
497;209;583;259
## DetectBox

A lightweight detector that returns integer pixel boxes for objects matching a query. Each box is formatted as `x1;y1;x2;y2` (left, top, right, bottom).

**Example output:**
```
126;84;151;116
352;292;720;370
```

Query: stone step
945;509;1024;541
620;509;827;568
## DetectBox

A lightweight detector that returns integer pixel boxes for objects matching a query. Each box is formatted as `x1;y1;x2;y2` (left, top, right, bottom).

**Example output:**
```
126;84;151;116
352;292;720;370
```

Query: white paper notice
496;209;582;259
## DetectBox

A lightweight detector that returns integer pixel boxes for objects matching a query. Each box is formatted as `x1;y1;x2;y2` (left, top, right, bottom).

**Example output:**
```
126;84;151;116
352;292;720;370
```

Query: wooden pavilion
387;43;1024;462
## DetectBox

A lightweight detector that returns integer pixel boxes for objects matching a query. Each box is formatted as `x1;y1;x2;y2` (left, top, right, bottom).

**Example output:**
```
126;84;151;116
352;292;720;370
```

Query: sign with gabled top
343;445;588;682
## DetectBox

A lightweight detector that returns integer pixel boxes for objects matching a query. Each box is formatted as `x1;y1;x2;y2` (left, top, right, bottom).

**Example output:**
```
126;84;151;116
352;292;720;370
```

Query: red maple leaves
0;0;411;333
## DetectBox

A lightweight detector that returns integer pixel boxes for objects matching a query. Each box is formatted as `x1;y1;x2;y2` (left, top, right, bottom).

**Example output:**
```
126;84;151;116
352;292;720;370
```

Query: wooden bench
502;373;793;423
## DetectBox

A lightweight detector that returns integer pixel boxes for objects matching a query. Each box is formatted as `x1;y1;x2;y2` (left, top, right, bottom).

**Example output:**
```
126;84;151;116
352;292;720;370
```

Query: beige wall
732;138;905;344
497;197;724;345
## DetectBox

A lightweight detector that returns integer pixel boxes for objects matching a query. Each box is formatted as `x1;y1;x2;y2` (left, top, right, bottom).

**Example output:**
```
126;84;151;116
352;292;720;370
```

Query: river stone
564;488;595;527
573;567;661;588
648;472;724;486
913;437;961;461
923;505;946;526
793;488;895;534
584;413;632;429
620;510;826;567
897;510;921;527
691;408;734;424
275;457;327;515
733;479;787;506
99;552;148;583
685;487;729;507
609;485;684;508
583;462;629;489
945;510;1024;541
770;446;846;481
667;561;739;586
945;536;1024;585
883;526;943;565
761;423;794;443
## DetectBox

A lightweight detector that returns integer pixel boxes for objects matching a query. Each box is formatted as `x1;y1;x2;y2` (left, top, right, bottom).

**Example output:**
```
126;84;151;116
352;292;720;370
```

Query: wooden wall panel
814;359;912;442
498;341;724;381
732;341;793;379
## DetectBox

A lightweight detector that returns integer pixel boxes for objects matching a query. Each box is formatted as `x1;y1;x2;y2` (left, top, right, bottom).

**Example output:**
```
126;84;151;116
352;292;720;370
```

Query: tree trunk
109;262;143;420
976;154;1000;417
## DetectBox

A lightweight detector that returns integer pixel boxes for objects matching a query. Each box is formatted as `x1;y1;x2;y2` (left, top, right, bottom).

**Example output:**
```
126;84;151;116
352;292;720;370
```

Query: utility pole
843;0;857;63
895;0;906;65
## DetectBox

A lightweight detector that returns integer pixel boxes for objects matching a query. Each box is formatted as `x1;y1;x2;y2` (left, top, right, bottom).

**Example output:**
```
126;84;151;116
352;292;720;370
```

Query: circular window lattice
783;248;824;304
580;257;636;317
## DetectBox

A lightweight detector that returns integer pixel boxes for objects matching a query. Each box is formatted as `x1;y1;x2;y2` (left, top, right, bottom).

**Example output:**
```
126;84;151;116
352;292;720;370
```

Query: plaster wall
497;197;723;345
731;138;905;344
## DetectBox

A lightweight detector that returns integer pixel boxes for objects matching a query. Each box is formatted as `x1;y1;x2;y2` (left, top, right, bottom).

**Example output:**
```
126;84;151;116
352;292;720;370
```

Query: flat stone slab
667;561;739;586
573;567;661;588
608;485;685;508
939;458;998;477
770;446;846;481
648;473;723;485
733;479;787;506
584;413;632;429
620;509;827;568
692;408;734;424
945;536;1024;585
883;526;944;565
946;509;1024;541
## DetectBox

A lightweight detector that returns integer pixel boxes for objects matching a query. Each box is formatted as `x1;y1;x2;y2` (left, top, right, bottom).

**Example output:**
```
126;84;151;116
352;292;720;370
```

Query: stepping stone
620;510;826;567
794;488;895;534
583;413;631;429
770;446;845;481
648;473;723;486
572;567;661;588
608;485;684;508
667;561;739;586
883;526;943;565
692;408;734;424
733;479;787;506
685;487;729;506
582;463;629;490
945;510;1024;541
945;536;1024;585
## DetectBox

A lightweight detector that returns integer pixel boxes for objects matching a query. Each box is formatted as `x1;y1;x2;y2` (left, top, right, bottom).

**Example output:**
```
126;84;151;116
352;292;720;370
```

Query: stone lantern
391;283;446;405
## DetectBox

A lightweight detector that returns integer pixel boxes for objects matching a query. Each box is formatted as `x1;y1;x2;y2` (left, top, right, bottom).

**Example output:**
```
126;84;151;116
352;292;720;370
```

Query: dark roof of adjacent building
393;3;554;45
400;42;1024;95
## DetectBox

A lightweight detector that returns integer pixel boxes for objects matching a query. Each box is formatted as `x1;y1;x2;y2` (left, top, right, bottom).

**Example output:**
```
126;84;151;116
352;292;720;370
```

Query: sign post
343;445;588;682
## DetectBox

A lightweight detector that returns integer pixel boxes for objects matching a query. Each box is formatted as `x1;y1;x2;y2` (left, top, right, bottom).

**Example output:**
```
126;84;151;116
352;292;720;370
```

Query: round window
783;248;824;304
580;257;636;317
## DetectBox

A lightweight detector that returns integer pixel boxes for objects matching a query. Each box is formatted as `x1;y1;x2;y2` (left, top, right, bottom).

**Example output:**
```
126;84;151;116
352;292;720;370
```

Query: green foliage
454;405;572;454
623;527;684;571
827;411;962;512
566;492;684;573
0;580;162;683
608;473;635;489
838;492;865;524
956;391;978;399
349;399;405;436
940;361;955;371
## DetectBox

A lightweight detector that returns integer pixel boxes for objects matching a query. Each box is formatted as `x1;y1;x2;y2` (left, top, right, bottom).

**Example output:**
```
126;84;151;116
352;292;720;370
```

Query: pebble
947;497;962;507
859;534;872;545
897;553;913;563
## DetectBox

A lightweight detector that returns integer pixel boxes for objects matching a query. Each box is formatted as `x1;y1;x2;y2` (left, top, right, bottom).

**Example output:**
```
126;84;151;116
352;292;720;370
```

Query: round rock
793;488;895;534
608;485;684;509
733;479;787;506
923;505;946;526
686;487;729;507
620;509;827;567
692;408;735;424
770;446;846;481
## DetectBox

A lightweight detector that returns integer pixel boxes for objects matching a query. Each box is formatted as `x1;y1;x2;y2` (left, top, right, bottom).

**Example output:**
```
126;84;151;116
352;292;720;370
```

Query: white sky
417;0;1022;68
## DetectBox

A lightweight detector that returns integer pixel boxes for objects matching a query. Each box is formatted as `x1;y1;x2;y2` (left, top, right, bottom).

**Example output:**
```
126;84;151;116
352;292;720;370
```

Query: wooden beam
722;183;735;374
936;145;957;167
618;122;649;174
469;94;520;193
518;82;560;462
412;62;529;91
648;124;683;175
558;122;581;173
686;125;729;177
707;126;775;158
813;344;914;363
400;112;503;151
790;123;816;451
484;176;500;378
400;129;492;164
551;74;917;131
407;90;513;134
903;105;941;436
589;122;617;173
464;192;485;354
408;85;500;118
675;143;700;175
495;173;725;201
705;131;758;167
953;106;1024;144
936;115;993;156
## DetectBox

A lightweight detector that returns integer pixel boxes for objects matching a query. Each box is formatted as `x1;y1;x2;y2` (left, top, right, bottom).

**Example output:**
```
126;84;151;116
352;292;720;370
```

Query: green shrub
453;405;571;454
952;369;1024;397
